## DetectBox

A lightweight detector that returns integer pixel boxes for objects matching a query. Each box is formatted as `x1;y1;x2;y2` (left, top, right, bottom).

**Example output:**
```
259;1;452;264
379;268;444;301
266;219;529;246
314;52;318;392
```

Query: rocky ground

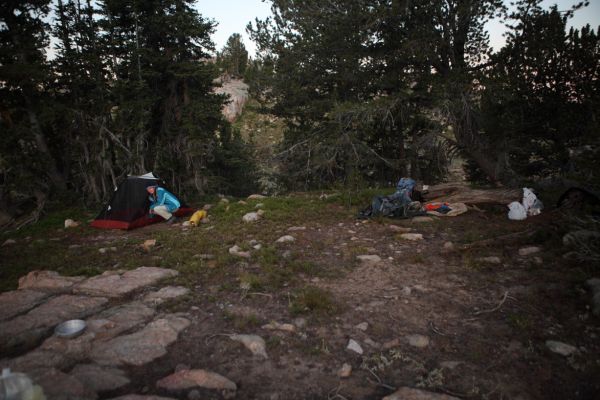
0;193;599;400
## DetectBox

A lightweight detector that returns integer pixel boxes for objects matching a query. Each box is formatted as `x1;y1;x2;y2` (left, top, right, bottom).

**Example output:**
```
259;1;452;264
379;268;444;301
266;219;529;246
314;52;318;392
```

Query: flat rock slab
0;289;51;321
143;286;189;305
18;270;85;293
90;315;190;366
156;369;237;391
70;364;130;392
29;367;98;400
88;301;156;341
75;267;178;298
4;348;72;372
383;387;460;400
0;295;108;354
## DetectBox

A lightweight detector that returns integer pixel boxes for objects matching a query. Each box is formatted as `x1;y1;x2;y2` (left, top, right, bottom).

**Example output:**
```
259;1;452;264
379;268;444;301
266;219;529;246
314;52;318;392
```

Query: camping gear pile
507;188;543;221
359;178;426;219
359;178;472;219
91;173;193;230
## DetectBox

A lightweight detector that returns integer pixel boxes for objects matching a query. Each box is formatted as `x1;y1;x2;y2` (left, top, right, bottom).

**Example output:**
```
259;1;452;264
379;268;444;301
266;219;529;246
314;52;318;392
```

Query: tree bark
423;182;521;205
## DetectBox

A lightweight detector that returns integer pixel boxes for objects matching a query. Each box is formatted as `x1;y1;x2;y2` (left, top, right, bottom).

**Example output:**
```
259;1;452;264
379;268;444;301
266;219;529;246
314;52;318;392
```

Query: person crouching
146;185;180;224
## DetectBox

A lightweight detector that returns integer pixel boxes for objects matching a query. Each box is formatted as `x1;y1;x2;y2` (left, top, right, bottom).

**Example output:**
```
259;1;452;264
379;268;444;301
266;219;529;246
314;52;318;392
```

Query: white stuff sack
523;187;543;216
508;201;527;220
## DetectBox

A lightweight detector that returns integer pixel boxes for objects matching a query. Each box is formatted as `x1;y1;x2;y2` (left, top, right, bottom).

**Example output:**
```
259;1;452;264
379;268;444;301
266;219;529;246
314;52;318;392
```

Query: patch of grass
507;312;532;331
287;259;319;276
462;253;483;271
409;254;426;264
258;246;280;266
239;272;264;291
289;285;339;316
223;310;260;330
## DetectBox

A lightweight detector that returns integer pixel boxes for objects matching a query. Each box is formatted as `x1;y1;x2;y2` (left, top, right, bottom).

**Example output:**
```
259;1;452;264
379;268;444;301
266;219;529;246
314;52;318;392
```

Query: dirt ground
1;197;599;400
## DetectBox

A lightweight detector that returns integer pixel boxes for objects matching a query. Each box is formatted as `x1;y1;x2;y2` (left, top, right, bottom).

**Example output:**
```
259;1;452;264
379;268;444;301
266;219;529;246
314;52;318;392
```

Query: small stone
382;338;401;350
262;321;296;333
443;241;454;250
157;369;236;391
282;250;292;259
389;225;411;233
141;239;157;252
546;340;577;356
248;194;266;199
257;209;265;216
533;256;543;265
64;219;80;228
338;363;352;378
181;221;191;227
238;200;247;205
193;253;215;260
229;245;251;258
287;226;306;231
275;235;295;243
242;212;261;223
439;361;462;370
401;286;412;296
219;198;230;204
406;334;430;348
2;239;16;246
356;255;381;267
400;233;424;241
255;203;264;209
99;248;108;254
364;337;379;348
229;334;268;358
346;339;363;354
479;256;501;264
253;244;262;250
518;246;541;256
383;387;460;400
202;204;213;210
355;322;368;331
412;216;434;223
293;318;307;328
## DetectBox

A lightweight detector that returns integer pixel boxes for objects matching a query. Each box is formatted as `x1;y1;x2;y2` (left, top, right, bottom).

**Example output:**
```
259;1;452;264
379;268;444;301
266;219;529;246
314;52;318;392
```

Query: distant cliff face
214;78;249;122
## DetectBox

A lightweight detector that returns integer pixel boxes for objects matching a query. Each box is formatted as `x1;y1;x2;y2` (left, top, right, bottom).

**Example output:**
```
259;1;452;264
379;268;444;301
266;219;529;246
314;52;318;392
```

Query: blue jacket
149;187;180;213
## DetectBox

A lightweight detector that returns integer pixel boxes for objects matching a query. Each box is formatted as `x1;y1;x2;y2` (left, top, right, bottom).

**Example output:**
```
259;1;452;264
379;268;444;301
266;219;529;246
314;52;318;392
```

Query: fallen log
423;183;520;205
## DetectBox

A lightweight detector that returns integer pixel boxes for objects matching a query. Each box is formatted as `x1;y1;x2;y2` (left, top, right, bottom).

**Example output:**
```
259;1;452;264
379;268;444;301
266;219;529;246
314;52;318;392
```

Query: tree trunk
25;99;67;191
423;182;521;205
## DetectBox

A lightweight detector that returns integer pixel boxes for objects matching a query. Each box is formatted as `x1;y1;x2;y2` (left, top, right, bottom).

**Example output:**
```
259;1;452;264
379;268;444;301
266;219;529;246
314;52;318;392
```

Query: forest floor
1;191;599;400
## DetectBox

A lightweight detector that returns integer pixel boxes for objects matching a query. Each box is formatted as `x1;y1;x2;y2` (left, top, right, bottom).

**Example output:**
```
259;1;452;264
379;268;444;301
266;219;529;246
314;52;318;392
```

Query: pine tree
219;33;248;78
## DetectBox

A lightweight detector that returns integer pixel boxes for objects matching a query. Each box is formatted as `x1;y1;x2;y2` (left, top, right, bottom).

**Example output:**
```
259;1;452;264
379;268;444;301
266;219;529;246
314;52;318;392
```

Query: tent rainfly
91;172;193;230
